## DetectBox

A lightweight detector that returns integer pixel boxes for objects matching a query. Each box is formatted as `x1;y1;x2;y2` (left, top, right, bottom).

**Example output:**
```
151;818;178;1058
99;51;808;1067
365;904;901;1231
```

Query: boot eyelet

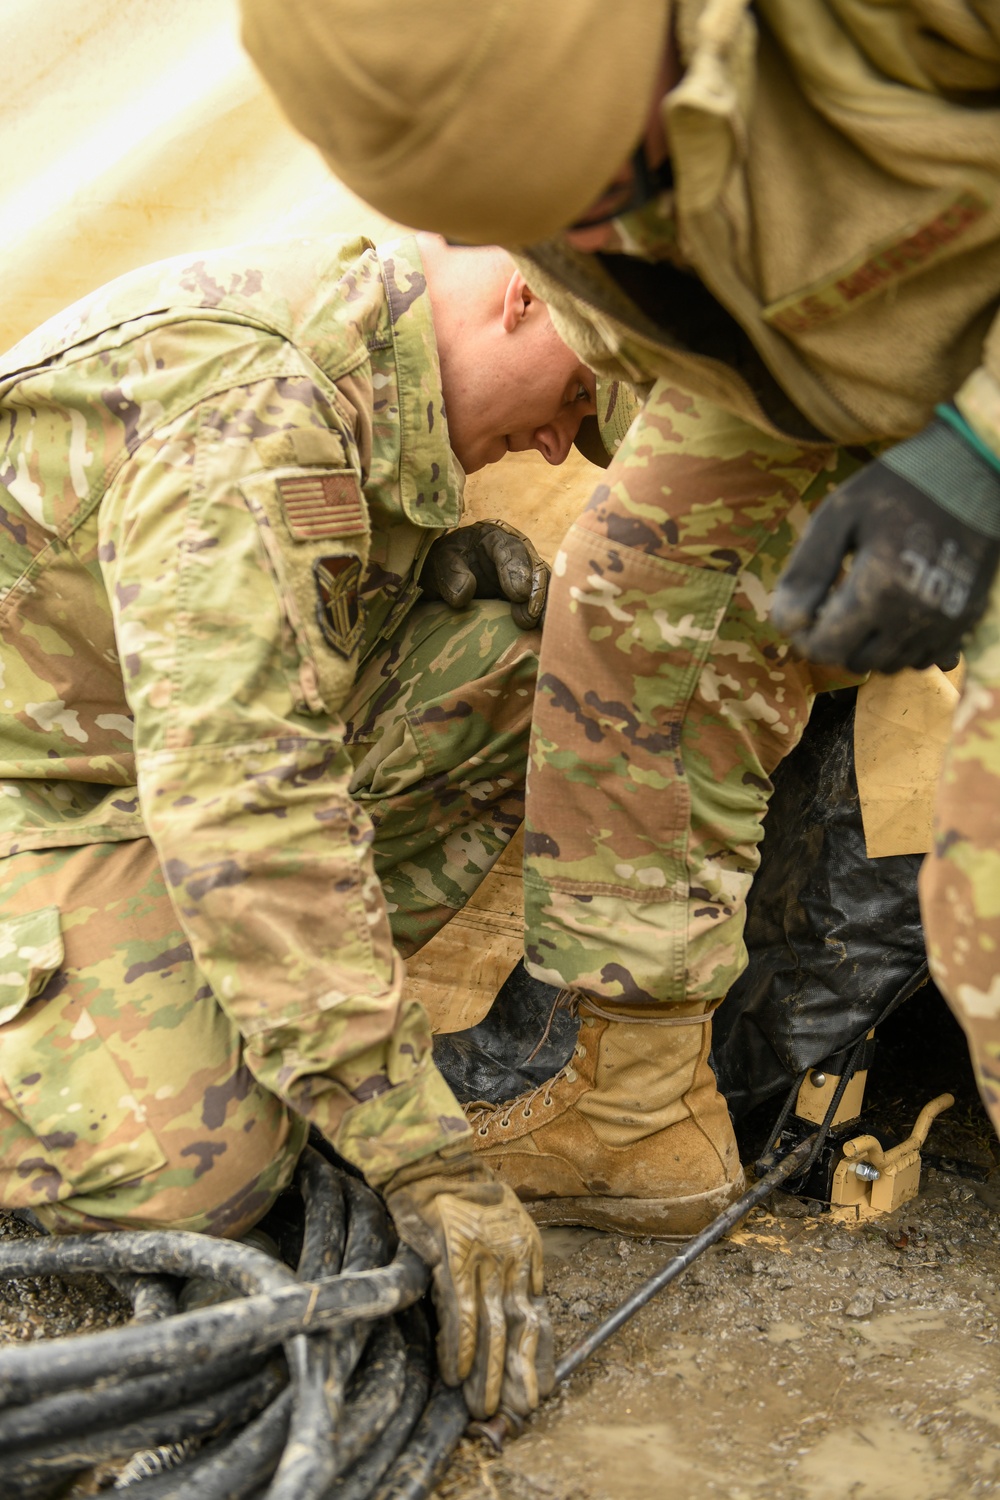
499;1117;511;1128
522;1107;532;1119
477;1126;489;1136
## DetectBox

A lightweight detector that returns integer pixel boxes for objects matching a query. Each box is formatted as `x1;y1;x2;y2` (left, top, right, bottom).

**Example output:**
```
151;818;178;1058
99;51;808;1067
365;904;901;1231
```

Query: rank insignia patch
314;554;364;658
277;471;366;540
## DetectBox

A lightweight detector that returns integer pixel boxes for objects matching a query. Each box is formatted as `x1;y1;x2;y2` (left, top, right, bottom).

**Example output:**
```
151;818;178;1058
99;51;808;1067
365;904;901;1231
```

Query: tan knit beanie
240;0;669;244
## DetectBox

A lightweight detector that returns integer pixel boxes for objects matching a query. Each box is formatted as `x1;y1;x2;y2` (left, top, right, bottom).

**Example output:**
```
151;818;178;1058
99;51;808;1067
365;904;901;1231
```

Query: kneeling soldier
0;231;599;1418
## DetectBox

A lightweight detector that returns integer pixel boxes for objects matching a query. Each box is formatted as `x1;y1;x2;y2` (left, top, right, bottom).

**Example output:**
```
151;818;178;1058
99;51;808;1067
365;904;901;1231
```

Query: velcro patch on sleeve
314;554;364;659
277;471;366;540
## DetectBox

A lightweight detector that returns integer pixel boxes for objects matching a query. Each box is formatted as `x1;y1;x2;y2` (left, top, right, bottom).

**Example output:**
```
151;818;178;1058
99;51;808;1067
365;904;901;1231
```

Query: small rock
772;1192;812;1219
568;1299;592;1320
844;1289;875;1319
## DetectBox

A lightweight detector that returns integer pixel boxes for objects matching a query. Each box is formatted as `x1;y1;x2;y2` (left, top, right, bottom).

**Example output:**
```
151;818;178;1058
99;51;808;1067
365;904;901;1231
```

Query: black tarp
712;690;927;1117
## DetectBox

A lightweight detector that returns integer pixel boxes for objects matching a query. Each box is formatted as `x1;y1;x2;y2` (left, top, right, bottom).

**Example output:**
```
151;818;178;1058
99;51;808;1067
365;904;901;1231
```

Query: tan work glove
383;1148;554;1418
422;520;549;629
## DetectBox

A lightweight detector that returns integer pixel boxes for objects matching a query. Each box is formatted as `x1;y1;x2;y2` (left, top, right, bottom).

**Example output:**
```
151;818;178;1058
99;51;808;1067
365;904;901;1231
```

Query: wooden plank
407;829;526;1034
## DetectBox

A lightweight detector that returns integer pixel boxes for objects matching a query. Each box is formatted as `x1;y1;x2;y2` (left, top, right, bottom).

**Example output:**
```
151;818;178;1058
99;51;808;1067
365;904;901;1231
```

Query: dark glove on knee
423;520;549;629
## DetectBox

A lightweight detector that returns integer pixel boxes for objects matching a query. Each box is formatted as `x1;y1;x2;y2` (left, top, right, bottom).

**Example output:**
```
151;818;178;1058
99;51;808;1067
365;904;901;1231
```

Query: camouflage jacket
519;0;1000;460
0;235;470;1182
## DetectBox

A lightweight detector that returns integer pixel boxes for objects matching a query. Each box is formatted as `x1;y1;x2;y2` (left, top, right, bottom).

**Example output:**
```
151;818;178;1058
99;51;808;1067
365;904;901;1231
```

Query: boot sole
523;1169;747;1240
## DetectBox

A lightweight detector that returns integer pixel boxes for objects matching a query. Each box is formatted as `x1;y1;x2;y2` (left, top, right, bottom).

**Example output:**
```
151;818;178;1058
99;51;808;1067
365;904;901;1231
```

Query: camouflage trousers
525;379;1000;1141
920;569;1000;1139
523;383;868;1004
0;599;537;1235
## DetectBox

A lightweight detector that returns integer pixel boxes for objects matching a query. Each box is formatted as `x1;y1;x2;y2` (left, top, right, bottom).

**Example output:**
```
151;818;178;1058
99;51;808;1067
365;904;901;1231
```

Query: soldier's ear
501;271;531;333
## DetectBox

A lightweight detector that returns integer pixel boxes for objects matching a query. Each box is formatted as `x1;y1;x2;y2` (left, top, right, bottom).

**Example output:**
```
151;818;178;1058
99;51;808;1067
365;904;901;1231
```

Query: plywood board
407;828;525;1034
463;448;600;561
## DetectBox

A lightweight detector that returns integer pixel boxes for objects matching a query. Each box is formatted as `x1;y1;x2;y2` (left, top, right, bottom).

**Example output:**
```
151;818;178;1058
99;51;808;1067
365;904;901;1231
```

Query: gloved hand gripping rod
470;1131;819;1451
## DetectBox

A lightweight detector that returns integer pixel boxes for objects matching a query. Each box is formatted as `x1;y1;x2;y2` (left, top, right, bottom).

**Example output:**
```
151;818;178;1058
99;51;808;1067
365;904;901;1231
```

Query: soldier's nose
534;419;575;467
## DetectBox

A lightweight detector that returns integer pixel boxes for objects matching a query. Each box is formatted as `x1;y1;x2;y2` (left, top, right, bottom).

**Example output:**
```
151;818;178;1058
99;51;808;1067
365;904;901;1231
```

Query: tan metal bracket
829;1092;954;1220
794;1030;876;1128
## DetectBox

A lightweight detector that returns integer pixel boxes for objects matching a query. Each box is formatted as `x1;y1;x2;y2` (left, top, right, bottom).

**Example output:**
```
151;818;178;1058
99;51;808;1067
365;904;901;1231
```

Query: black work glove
383;1148;553;1419
423;520;549;629
771;415;1000;674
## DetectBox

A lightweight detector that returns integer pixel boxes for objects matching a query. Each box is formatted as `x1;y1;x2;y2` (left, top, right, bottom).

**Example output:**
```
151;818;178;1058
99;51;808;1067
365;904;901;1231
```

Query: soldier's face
444;288;597;474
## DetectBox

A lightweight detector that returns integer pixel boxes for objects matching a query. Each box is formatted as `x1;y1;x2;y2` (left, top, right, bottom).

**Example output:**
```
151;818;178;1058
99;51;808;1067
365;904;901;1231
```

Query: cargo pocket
239;462;372;717
521;524;737;1001
0;907;167;1209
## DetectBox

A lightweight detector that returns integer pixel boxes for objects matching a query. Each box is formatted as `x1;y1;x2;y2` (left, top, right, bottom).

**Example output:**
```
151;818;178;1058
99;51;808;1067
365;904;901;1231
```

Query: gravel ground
0;1213;130;1345
434;1170;1000;1500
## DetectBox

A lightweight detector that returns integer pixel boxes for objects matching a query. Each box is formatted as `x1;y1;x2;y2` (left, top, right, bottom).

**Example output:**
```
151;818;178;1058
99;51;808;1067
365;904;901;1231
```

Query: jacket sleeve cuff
880;413;1000;539
331;1059;471;1187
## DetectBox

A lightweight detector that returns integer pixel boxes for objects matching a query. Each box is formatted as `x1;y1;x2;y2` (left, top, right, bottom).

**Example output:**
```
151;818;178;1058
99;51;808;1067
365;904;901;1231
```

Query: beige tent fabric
0;0;390;352
855;666;963;860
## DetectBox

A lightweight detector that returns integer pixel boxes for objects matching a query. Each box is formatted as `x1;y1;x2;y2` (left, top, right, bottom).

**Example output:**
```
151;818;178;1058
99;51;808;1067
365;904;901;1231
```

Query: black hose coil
0;1147;468;1499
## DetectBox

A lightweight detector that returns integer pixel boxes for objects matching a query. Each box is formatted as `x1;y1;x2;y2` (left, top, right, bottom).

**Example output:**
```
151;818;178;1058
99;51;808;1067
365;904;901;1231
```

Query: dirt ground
434;1174;999;1500
2;987;998;1500
434;988;1000;1500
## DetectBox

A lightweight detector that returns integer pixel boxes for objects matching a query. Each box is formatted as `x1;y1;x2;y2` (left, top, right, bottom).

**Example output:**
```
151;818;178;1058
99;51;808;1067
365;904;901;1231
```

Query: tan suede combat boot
466;997;745;1238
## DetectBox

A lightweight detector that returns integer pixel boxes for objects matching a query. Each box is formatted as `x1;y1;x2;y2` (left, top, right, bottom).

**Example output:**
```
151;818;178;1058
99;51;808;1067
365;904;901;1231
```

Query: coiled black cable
0;1146;468;1500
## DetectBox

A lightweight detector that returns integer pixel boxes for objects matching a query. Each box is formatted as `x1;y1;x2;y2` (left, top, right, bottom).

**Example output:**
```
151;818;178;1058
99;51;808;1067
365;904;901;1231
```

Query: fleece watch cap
240;0;669;245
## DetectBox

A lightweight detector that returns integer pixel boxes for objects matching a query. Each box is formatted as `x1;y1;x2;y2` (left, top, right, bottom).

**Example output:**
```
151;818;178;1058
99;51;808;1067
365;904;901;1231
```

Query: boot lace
466;1035;587;1135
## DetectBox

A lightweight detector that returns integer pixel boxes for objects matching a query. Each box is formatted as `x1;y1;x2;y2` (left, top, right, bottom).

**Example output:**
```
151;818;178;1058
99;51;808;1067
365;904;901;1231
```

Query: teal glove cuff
936;403;1000;477
880;414;1000;540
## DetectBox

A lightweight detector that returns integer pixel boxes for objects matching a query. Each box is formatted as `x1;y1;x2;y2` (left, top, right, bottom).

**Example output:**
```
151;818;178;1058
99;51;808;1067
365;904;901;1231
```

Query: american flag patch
276;471;366;540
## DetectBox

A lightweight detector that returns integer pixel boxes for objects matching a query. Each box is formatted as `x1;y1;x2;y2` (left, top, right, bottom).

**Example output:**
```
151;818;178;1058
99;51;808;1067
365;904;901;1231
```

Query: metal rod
555;1132;817;1381
471;1132;818;1452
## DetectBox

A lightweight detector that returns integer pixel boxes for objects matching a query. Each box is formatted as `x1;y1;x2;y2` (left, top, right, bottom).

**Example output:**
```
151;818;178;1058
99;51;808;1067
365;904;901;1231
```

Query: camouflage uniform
919;569;1000;1128
0;235;538;1232
513;1;1000;1131
523;385;864;1005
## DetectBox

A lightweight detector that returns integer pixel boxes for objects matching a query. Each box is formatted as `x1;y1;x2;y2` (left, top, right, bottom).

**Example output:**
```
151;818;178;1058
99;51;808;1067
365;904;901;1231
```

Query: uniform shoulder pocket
240;461;372;716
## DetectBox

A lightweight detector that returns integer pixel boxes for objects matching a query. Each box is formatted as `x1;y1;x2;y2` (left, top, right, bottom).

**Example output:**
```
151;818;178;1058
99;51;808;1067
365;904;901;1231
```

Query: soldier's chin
463;437;509;473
